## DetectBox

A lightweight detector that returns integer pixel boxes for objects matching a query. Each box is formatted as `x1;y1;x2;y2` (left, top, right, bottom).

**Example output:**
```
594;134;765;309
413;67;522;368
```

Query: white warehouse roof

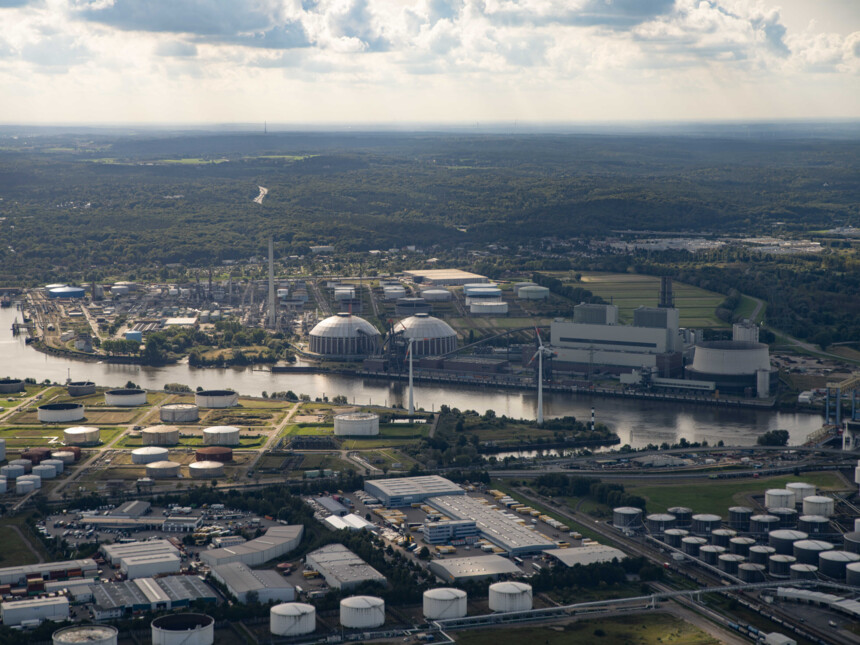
392;314;456;340
211;562;295;604
310;314;380;339
305;544;386;591
428;555;521;583
543;545;627;567
200;525;303;568
364;475;465;506
101;539;178;564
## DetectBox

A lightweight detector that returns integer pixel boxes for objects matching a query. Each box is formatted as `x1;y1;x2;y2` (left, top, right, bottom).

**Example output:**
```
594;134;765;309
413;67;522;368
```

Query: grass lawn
627;472;846;516
453;612;719;645
0;518;51;566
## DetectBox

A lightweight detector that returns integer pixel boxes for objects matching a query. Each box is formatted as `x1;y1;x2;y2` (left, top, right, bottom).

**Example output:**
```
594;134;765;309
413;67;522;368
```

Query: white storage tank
420;288;452;302
105;388;147;406
66;381;96;397
340;596;385;629
52;451;76;465
470;301;509;315
151;614;214;645
203;426;240;446
802;496;834;517
270;603;316;636
0;477;6;494
423;588;467;619
383;286;407;300
488;581;532;612
146;461;181;479
793;539;834;564
16;479;36;494
132;447;170;464
334;413;379;436
786;482;816;506
64;426;100;445
160;403;199;423
142;426;180;446
9;458;32;472
195;389;239;409
189;461;225;479
513;282;537;294
53;625;119;645
32;464;57;480
1;464;25;478
518;285;550;300
18;474;41;489
765;489;794;509
42;458;65;474
38;403;85;423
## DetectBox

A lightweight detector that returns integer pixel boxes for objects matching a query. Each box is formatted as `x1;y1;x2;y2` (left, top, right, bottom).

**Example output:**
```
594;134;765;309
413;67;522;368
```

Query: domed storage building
390;314;457;356
53;625;118;645
309;314;381;359
196;447;233;463
270;603;316;637
142;426;180;446
47;286;86;299
160;403;199;423
132;447;170;464
203;426;240;446
195;390;238;408
151;614;214;645
340;596;385;629
66;381;96;397
488;582;532;612
334;413;379;436
685;340;776;397
104;388;147;407
189;461;224;479
423;588;467;619
64;426;100;446
146;461;181;479
38;403;85;423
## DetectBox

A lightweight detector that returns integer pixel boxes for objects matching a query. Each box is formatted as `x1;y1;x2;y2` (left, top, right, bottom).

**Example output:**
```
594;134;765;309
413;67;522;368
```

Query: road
247;401;301;473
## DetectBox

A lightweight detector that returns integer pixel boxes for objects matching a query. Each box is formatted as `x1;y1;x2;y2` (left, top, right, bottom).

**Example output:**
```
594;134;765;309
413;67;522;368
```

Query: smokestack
268;237;276;329
659;276;674;309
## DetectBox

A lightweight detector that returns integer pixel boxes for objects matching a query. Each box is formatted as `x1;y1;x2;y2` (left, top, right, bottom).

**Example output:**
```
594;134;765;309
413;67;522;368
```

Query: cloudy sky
0;0;858;124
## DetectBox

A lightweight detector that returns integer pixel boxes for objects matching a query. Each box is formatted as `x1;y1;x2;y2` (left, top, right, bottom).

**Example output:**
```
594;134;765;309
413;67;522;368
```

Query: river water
0;307;822;449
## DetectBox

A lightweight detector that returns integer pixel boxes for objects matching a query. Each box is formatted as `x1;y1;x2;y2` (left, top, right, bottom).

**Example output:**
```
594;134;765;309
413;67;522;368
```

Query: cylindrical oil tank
0;478;6;494
646;514;676;534
146;461;181;479
769;530;808;555
768;507;798;528
612;507;643;530
790;564;818;580
518;285;550;300
382;286;406;301
718;554;744;575
846;562;860;586
842;532;860;554
18;474;41;489
104;388;147;406
334;413;380;436
21;447;51;464
738;563;766;583
798;515;830;536
189;461;224;479
749;514;779;536
769;554;796;578
711;529;737;548
420;289;452;302
0;438;5;462
1;464;25;478
793;539;834;564
470;301;509;315
42;459;64;474
53;625;118;645
668;507;692;527
52;451;76;465
132;447;170;464
160;403;199;423
691;514;721;536
270;603;316;636
728;506;753;531
203;426;240;446
488;582;532;612
66;381;96;397
195;390;238;409
64;426;100;446
142;426;180;446
151;613;214;645
195;447;233;463
699;545;725;565
32;464;57;480
423;588;467;619
803;496;834;517
0;378;25;393
16;479;35;495
749;546;776;565
682;536;707;557
765;489;795;509
10;458;32;473
339;596;385;628
513;282;538;293
38;403;85;423
818;550;860;579
856;518;860;532
730;537;756;556
664;529;688;548
786;482;816;506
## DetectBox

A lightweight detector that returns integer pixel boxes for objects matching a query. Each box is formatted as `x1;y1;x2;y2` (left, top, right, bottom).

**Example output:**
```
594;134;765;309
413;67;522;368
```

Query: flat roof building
200;525;303;568
428;555;521;584
543;545;627;567
91;575;215;620
1;596;69;626
0;559;98;586
403;269;489;286
110;500;151;518
101;539;178;564
365;476;465;507
211;562;295;604
120;553;182;579
305;544;386;591
317;496;349;517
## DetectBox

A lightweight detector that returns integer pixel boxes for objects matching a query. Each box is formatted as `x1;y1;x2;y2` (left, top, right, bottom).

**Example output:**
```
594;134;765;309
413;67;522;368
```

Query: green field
453;613;719;645
0;519;50;566
627;472;846;516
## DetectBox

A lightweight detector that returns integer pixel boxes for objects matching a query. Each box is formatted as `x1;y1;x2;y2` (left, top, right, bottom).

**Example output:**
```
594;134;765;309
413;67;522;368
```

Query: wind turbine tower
408;338;415;417
530;328;553;426
268;237;276;329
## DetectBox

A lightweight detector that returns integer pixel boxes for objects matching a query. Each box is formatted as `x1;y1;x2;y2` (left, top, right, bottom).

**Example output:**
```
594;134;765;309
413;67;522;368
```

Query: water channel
0;307;822;449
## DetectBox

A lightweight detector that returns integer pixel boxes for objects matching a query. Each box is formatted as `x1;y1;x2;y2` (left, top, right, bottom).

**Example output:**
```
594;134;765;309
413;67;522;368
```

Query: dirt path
247;401;301;473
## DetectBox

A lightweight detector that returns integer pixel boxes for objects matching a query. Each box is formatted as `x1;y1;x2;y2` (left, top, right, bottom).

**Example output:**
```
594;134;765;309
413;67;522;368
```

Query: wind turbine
529;328;553;426
407;337;415;417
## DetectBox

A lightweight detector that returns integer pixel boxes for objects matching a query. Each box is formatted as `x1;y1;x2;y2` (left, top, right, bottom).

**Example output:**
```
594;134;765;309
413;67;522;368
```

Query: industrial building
110;501;151;518
102;540;178;564
390;314;458;356
308;313;381;359
428;555;521;584
364;476;465;507
322;514;376;532
91;575;216;620
210;562;295;604
426;495;557;555
305;544;386;591
543;545;627;567
120;553;182;579
200;525;303;567
686;340;776;397
403;269;489;286
1;596;69;626
422;520;479;544
317;496;350;516
0;559;98;586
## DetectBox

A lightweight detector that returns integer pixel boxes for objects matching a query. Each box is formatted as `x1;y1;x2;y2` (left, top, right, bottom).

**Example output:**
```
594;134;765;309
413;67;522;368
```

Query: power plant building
686;341;776;397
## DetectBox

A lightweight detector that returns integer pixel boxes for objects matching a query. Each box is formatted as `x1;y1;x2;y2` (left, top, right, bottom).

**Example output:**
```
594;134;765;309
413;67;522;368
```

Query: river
0;307;822;449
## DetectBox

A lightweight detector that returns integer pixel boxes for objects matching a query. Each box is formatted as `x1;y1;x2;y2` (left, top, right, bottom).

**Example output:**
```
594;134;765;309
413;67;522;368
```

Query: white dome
310;313;379;339
393;313;456;339
309;314;381;358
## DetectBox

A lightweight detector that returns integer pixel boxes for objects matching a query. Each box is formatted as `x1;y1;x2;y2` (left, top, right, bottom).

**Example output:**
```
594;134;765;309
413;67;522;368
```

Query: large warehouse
403;269;489;286
390;314;458;356
1;596;69;626
91;575;216;620
305;544;386;591
101;539;178;564
543;545;627;567
428;555;521;584
364;475;465;507
308;313;381;359
200;525;303;567
0;559;98;586
211;562;295;603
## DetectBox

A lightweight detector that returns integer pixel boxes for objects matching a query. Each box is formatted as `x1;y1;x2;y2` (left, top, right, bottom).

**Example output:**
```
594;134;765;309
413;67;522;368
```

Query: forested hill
0;131;857;281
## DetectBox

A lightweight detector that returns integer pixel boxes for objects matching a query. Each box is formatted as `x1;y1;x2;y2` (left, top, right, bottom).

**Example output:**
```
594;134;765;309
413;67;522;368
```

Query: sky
0;0;858;124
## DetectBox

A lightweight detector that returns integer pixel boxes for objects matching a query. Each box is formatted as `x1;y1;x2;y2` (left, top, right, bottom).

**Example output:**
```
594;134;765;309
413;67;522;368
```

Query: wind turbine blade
535;326;543;347
529;350;540;364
